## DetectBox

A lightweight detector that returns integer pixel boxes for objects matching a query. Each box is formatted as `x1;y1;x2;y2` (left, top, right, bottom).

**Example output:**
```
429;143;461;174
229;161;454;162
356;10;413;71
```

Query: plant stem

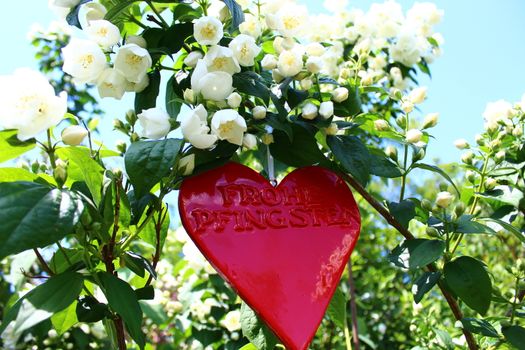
510;276;520;324
146;0;169;28
347;261;360;350
46;129;57;169
399;144;409;201
344;324;353;350
340;172;479;350
34;248;54;276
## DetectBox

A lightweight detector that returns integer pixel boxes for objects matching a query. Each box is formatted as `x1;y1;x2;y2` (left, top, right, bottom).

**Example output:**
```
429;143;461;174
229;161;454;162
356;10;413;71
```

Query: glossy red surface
179;162;361;350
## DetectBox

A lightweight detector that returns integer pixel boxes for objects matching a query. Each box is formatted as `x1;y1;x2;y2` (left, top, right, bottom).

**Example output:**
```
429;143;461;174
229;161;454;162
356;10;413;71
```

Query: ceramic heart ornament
178;162;361;350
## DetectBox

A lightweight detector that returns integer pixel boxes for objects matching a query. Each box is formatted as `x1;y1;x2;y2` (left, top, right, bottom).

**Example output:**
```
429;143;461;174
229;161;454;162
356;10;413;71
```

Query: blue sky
2;0;525;163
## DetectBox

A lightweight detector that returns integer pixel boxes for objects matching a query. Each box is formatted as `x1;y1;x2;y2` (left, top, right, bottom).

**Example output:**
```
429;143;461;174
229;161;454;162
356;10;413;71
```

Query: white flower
300;78;313;90
261;54;278;70
483;99;513;127
423;113;439;129
114;44;152;83
227;92;242;108
332;87;349;103
275;4;308;38
184;88;195;104
401;100;414;114
184;51;203;68
78;2;107;29
252;106;267;120
374;119;390;131
239;14;262;38
61;125;88;146
319;101;334;119
408;86;427;105
407;3;443;27
405;129;423;144
62;38;107;83
278;49;303;77
305;42;325;57
306;56;323;74
85;19;120;49
199;72;234;101
204;46;240;74
126;35;147;48
211;109;247;146
325;122;338;135
97;68;126;100
0;69;67;141
454;139;469;149
302;103;318;120
194;16;223;46
191;59;209;92
137;108;171;139
229;34;261;67
221;310;241;332
436;191;453;208
125;73;149;93
242;133;257;149
181;105;218;149
178;154;195;176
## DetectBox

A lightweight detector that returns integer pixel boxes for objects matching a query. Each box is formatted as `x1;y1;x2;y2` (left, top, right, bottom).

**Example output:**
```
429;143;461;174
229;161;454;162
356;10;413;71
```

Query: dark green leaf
455;215;497;235
124;138;183;198
135;70;161;113
326;287;347;329
240;302;278;350
65;0;92;28
479;218;525;243
0;271;83;335
135;286;155;300
166;75;183;119
327;135;370;185
412;163;460;196
433;328;454;350
0;130;36;163
76;296;109;323
461;318;499;338
221;0;245;30
412;272;441;303
192;325;223;345
387;200;416;229
139;301;168;325
0;182;84;260
389;239;444;270
333;86;361;117
233;71;270;104
270;123;329;168
187;141;239;176
123;252;157;279
502;325;525;350
50;248;84;274
444;256;492;315
98;272;145;349
369;151;402;178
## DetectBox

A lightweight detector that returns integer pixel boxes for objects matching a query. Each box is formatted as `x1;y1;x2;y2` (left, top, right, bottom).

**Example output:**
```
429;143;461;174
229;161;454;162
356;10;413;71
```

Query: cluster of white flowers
61;1;152;101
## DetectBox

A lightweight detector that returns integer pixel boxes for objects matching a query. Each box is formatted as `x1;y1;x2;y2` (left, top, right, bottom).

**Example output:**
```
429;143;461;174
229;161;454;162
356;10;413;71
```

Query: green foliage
240;302;278;350
0;130;36;163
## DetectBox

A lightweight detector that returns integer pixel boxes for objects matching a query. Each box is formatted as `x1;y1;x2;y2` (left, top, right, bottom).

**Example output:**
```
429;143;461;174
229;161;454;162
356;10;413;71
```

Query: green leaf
139;301;168;325
387;200;416;229
433;328;454;350
50;248;84;274
369;151;402;178
333;86;361;117
221;0;245;30
239;344;258;350
51;301;78;335
66;0;91;28
76;296;109;323
123;252;157;279
412;272;441;303
166;75;183;119
233;71;270;104
135;70;161;113
0;168;37;182
502;325;525;350
460;318;499;338
479;218;525;243
327;135;370;185
0;130;36;163
389;239;445;270
0;182;84;260
270;124;329;168
444;256;492;315
412;163;460;197
135;286;155;300
124;138;183;198
240;302;278;350
326;287;347;329
0;271;83;336
56;146;104;205
455;215;497;235
98;272;145;349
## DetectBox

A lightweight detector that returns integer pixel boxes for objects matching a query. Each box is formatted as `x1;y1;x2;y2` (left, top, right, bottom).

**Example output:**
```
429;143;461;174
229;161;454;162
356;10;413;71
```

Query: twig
340;173;479;350
347;261;360;350
33;248;54;276
145;207;167;287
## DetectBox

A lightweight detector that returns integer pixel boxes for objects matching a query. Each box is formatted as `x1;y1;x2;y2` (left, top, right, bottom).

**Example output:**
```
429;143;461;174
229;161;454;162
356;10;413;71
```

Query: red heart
179;162;361;350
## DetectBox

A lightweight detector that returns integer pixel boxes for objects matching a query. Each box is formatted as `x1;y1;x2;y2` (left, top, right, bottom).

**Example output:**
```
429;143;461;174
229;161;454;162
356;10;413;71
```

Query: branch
33;248;54;276
341;173;479;350
347;261;360;350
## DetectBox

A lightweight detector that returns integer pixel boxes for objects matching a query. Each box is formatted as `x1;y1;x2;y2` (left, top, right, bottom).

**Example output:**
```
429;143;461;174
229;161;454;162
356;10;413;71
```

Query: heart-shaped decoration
179;162;361;350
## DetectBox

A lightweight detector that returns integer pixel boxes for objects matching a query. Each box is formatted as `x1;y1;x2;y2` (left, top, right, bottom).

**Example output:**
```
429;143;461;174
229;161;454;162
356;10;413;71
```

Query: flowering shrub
0;0;523;349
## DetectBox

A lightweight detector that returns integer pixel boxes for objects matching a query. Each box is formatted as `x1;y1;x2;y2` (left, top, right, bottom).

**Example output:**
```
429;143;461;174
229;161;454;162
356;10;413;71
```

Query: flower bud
178;154;195;176
401;100;414;114
261;54;278;70
422;113;439;129
131;132;140;142
331;87;349;103
389;88;402;101
454;202;466;217
426;226;440;237
184;88;195;104
408;86;427;105
252;106;267;120
325;123;338;135
184;51;203;68
302;102;318;120
412;148;425;162
421;199;433;211
385;145;398;161
261;133;274;145
396;115;407;128
272;69;285;83
125;109;137;125
61;125;88;146
405;129;423;144
300;78;313;90
242;133;257;149
374;119;390;131
512;125;523;137
495;150;506;163
436;191;453;208
461;151;474;164
475;134;485;146
484;177;497;190
113;118;126;131
115;140;127;154
227;92;242;108
54;159;68;185
454;138;469;149
319;101;334;119
465;170;478;183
